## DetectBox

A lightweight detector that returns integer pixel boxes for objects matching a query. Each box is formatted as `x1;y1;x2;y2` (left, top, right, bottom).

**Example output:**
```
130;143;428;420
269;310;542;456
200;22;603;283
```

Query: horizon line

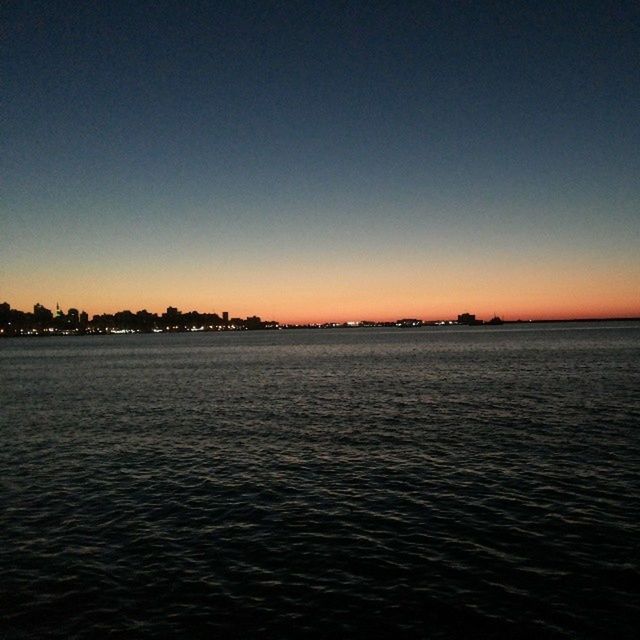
2;300;639;327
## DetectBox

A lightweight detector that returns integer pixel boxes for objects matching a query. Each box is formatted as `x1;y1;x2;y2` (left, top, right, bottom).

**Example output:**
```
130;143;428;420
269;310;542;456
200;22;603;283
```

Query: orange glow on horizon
2;296;640;324
4;244;639;324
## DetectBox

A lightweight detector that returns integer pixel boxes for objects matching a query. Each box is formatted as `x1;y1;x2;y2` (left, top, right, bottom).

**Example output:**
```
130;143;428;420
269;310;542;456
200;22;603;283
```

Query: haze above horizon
3;1;639;323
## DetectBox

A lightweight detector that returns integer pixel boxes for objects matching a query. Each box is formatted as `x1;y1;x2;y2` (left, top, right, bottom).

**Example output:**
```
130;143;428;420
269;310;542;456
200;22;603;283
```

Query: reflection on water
2;324;639;638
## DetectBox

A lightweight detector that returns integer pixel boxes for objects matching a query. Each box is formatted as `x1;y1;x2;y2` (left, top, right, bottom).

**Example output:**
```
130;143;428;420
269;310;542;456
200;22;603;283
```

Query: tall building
34;303;53;322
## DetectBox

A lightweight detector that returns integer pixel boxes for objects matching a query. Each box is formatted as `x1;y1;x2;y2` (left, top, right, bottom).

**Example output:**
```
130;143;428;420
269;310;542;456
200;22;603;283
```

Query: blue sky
3;1;639;320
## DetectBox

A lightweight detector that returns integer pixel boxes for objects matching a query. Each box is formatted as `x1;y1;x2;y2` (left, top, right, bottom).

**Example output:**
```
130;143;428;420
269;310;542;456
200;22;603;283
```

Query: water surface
2;323;639;637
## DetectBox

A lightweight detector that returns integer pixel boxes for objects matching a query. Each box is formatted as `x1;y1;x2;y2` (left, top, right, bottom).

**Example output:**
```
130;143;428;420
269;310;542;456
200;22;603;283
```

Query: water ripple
2;325;639;638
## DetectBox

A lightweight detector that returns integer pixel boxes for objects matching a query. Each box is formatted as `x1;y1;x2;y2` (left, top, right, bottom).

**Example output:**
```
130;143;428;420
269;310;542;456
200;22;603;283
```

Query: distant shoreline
1;316;639;338
281;317;640;329
501;317;640;324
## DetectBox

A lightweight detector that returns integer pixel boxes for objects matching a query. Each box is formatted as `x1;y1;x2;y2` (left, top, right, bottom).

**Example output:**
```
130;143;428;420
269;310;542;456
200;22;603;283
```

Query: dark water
2;323;639;638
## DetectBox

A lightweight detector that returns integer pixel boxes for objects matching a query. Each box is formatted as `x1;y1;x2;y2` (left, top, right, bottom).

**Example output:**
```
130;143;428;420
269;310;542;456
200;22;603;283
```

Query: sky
3;0;639;322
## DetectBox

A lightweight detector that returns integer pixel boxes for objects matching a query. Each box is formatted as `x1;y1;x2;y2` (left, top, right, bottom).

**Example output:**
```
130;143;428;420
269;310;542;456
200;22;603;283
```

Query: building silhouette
458;313;482;325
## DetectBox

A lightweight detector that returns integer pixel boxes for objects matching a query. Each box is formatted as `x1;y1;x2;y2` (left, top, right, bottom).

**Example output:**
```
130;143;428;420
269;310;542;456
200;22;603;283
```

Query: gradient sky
3;1;639;322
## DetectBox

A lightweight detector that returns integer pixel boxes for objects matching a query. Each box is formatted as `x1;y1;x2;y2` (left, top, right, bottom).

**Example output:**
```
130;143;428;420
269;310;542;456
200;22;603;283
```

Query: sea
1;323;639;638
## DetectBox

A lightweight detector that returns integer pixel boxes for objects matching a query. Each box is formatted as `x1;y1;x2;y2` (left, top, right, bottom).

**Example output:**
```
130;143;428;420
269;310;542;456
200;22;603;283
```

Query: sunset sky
3;1;639;323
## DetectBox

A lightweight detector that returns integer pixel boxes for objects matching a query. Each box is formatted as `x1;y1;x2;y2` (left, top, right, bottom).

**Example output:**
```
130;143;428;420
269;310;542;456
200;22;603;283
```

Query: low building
457;313;482;325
